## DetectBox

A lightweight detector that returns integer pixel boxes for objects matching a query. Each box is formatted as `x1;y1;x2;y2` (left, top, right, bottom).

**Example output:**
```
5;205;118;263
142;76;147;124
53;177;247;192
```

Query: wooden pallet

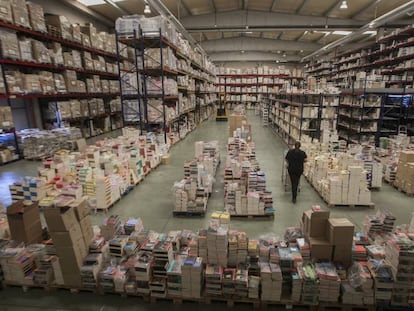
261;299;316;310
327;203;375;209
173;210;206;217
230;213;274;220
392;184;414;196
2;281;53;292
318;302;375;311
204;295;260;308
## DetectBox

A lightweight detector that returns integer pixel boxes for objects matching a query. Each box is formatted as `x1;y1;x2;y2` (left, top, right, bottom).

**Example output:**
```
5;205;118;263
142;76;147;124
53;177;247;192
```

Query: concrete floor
0;112;413;310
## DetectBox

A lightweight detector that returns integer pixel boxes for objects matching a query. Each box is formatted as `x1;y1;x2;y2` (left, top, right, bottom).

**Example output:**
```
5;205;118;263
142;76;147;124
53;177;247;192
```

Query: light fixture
282;52;286;57
339;0;348;10
276;60;280;63
300;50;304;53
144;3;151;14
245;25;249;30
241;50;245;53
244;31;253;34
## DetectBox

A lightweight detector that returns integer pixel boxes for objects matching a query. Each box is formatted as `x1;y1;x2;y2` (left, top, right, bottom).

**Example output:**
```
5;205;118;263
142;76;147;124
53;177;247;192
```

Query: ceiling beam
104;0;130;16
243;0;249;10
180;0;193;16
296;0;308;14
352;0;380;20
201;37;321;53
296;30;308;41
181;10;384;32
269;0;277;11
59;0;114;27
210;0;216;12
324;0;342;17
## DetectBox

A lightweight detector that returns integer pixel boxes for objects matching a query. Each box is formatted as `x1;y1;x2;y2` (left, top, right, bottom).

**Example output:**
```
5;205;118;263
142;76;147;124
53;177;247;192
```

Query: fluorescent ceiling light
78;0;105;5
244;31;253;34
332;30;352;35
144;4;151;14
363;30;377;35
340;1;348;10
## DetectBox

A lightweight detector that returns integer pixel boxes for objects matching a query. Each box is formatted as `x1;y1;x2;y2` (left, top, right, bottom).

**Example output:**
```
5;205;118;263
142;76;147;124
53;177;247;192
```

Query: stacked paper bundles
206;223;228;267
248;275;260;299
222;268;235;296
181;256;203;298
385;233;414;307
166;258;182;297
260;262;282;301
367;260;394;303
205;264;222;296
291;267;303;302
134;250;154;294
299;263;319;305
315;262;341;302
80;253;103;289
234;268;248;298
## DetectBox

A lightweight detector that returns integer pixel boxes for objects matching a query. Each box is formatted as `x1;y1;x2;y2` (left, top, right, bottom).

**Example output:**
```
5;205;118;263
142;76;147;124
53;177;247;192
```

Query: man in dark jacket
285;141;307;203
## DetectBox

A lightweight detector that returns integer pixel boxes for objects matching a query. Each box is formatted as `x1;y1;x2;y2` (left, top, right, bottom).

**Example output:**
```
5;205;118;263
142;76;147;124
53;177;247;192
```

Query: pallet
204;295;260;308
261;299;315;310
2;281;53;292
392;184;414;196
173;210;206;217
230;213;274;220
318;302;375;311
327;203;375;209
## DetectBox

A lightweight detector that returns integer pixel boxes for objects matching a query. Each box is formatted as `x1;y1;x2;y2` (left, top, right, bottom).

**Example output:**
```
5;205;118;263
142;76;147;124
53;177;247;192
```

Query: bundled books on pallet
9;128;165;211
172;141;219;215
224;132;274;216
303;142;376;206
2;201;414;308
394;150;414;195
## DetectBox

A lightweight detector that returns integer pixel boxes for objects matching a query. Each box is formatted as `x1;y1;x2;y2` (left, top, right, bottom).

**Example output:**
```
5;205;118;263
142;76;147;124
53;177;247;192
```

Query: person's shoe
292;198;296;204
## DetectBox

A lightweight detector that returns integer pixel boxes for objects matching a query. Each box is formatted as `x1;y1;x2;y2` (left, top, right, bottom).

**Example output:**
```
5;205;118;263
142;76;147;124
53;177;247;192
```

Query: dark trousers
288;171;301;200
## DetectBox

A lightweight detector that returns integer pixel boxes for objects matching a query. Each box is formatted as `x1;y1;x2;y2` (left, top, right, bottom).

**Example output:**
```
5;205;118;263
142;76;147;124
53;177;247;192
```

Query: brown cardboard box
332;245;352;266
49;223;83;247
302;209;330;238
228;115;247;137
56;237;87;269
69;197;89;221
309;237;333;261
7;200;43;244
43;206;78;232
0;29;19;59
327;218;354;246
79;216;94;247
23;74;41;93
26;2;46;33
399;151;414;163
0;0;13;23
61;273;82;287
11;0;31;29
44;14;71;40
32;40;51;63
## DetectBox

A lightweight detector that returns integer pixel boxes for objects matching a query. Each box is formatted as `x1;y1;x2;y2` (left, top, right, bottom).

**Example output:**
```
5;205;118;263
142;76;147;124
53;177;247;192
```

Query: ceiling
70;0;414;64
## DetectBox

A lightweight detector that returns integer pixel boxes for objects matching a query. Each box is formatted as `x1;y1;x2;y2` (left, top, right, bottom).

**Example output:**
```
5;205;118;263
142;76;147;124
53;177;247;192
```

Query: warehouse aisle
0;113;414;310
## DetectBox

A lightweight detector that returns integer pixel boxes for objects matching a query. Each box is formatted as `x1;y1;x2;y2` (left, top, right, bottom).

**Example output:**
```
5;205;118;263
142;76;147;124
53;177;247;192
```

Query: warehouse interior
0;0;414;310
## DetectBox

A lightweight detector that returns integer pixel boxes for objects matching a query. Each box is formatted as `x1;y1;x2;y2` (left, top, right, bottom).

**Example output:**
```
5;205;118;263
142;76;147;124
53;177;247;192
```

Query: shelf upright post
316;93;323;141
1;63;20;157
115;31;125;129
299;94;304;141
138;27;149;133
158;28;167;144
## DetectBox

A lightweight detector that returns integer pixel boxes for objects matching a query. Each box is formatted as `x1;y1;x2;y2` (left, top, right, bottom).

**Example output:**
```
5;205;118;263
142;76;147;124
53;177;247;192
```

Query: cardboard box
161;153;170;165
43;206;78;232
6;200;43;244
332;245;352;266
11;0;31;29
302;209;330;238
56;239;86;270
49;223;83;247
327;218;354;246
69;197;89;221
44;14;71;40
26;2;46;33
79;216;94;247
61;273;82;287
309;237;333;261
0;0;13;23
399;151;414;163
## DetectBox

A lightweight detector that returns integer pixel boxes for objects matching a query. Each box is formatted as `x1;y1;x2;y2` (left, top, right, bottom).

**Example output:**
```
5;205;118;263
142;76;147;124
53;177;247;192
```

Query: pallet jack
215;93;228;121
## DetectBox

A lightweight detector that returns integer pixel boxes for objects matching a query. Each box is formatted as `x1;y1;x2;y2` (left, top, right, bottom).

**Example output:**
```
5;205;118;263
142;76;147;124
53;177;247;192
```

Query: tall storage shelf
215;73;304;108
338;88;414;144
0;17;123;139
266;93;339;145
116;19;216;145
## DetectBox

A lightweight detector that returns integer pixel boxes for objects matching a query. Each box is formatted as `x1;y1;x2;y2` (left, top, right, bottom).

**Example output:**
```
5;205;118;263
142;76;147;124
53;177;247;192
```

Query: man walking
285;141;307;203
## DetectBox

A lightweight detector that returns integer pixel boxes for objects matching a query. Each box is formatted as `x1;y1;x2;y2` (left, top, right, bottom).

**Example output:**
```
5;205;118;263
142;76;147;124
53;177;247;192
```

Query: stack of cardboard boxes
394;150;414;195
302;207;354;267
6;201;43;245
43;198;93;287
